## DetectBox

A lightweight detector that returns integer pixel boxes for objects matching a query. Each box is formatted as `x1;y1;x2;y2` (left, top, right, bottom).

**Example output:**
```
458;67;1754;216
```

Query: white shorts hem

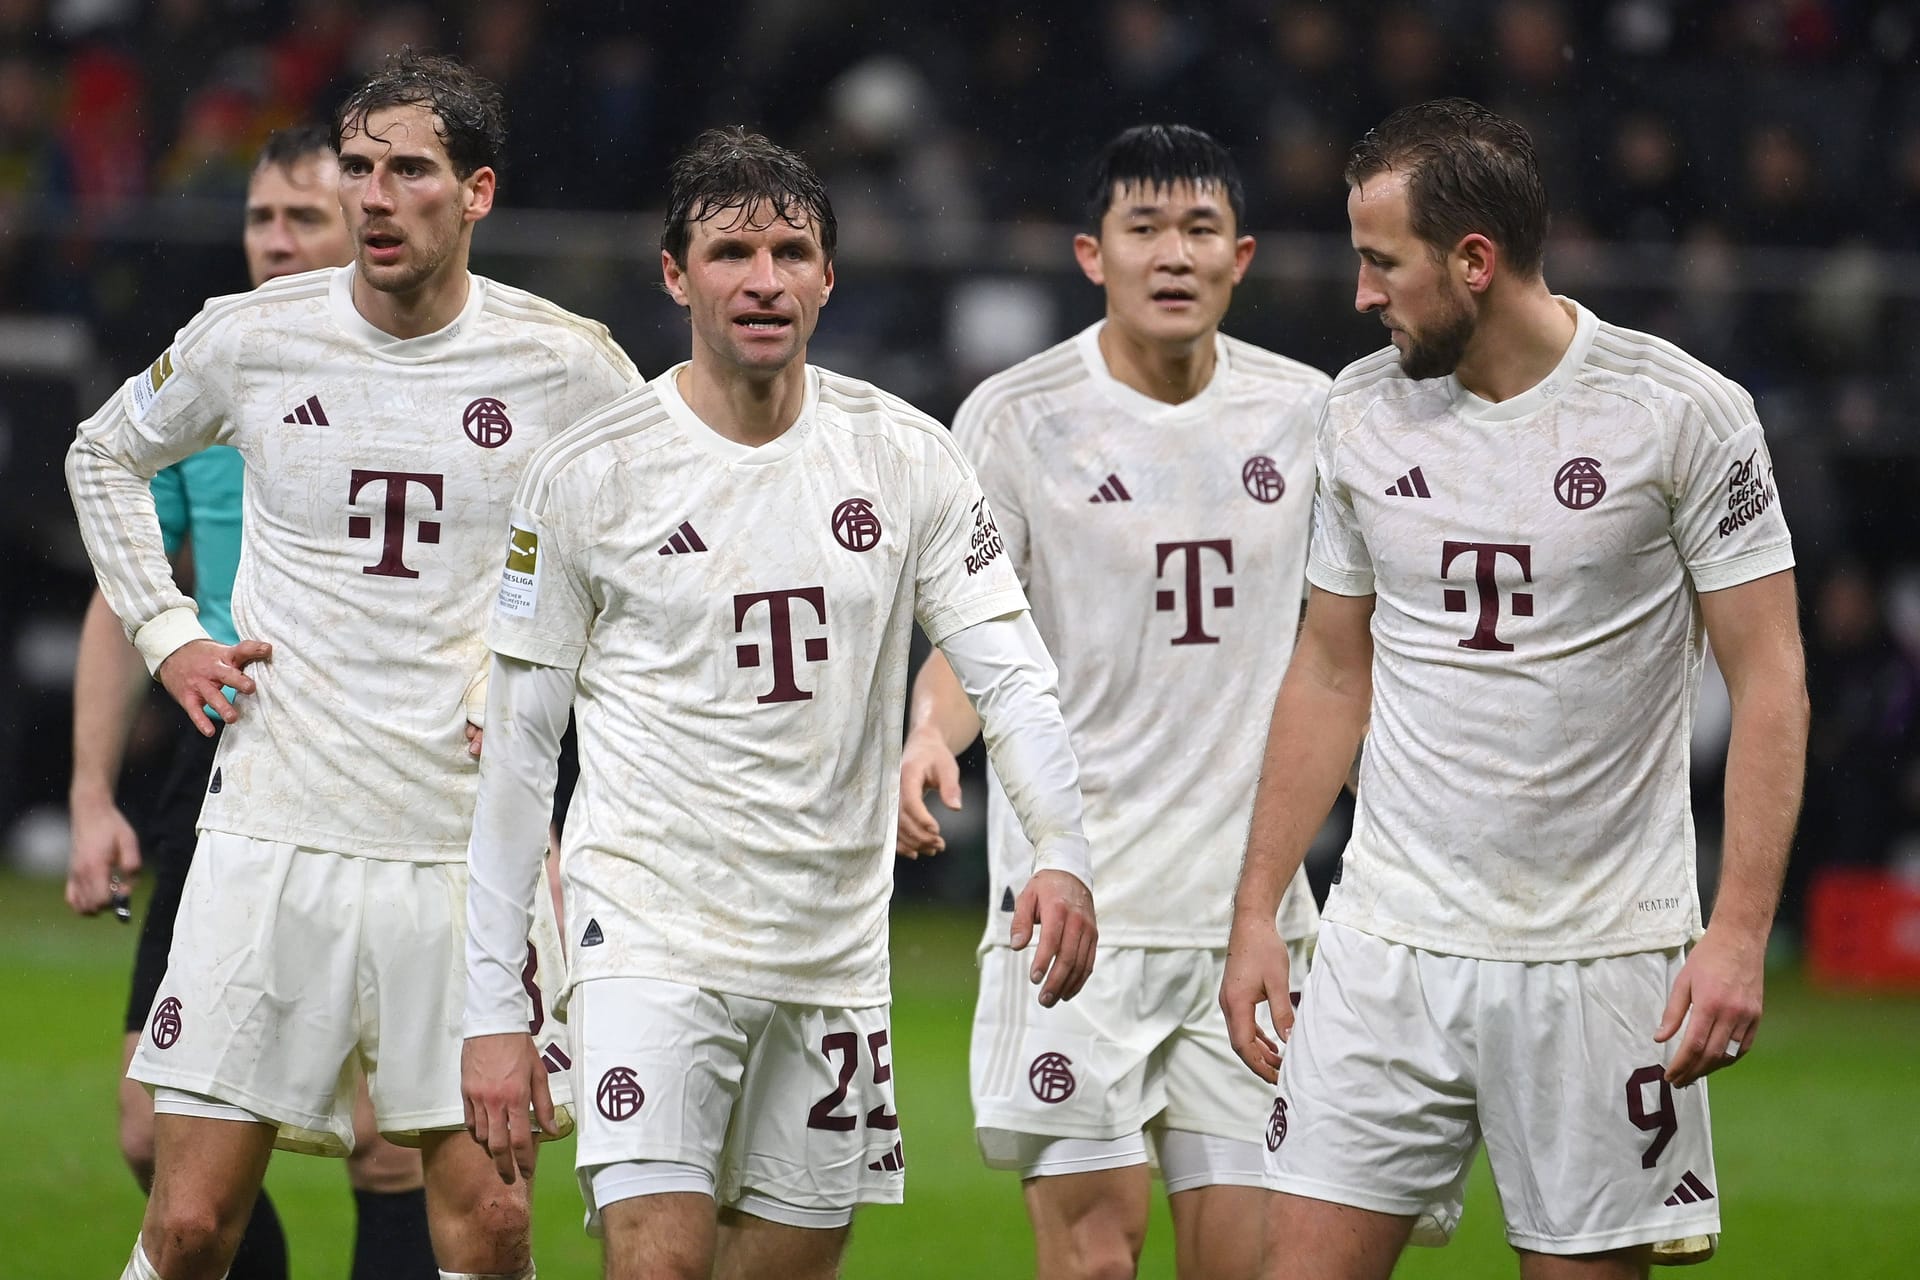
732;1192;856;1230
1164;1167;1265;1195
130;1067;345;1152
1506;1216;1722;1256
1266;1173;1428;1219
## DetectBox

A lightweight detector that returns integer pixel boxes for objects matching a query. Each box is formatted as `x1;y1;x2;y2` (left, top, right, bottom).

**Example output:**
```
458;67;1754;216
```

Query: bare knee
421;1134;533;1272
1027;1175;1148;1280
144;1192;248;1276
347;1133;424;1194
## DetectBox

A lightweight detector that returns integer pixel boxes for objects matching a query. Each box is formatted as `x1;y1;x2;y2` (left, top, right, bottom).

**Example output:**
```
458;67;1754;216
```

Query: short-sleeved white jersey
489;364;1031;1007
1309;299;1795;960
956;323;1329;948
68;266;640;860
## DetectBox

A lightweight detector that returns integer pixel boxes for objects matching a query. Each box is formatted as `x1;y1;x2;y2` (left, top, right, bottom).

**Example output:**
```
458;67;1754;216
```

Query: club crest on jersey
463;397;513;448
130;348;176;420
1554;457;1607;510
1719;450;1776;538
832;498;883;552
497;524;540;618
1242;455;1285;503
965;498;1004;576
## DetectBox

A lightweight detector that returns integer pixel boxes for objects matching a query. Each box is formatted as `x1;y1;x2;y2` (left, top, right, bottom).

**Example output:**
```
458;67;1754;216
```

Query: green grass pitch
3;871;1917;1277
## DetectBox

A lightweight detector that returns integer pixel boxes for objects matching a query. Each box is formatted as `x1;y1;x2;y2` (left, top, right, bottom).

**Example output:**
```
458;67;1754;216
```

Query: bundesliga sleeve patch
496;523;540;618
129;349;175;421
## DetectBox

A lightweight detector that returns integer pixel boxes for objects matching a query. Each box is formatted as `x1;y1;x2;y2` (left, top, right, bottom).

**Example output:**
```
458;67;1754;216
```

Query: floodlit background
2;1;1918;1275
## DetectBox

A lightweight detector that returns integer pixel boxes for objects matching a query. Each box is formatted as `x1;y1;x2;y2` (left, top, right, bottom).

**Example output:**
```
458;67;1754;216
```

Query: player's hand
1655;924;1765;1087
897;726;961;858
461;1031;557;1185
1221;917;1292;1084
1010;869;1096;1007
156;637;271;737
66;791;142;915
466;721;484;759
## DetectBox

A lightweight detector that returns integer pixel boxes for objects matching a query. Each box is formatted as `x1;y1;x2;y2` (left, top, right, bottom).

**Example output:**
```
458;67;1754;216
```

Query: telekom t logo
1155;539;1234;646
1441;540;1533;652
348;469;444;578
733;587;830;704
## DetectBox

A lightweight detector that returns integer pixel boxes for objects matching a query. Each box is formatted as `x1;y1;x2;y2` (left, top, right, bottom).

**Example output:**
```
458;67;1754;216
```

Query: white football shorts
972;940;1310;1187
570;977;904;1236
129;830;573;1155
1268;921;1720;1255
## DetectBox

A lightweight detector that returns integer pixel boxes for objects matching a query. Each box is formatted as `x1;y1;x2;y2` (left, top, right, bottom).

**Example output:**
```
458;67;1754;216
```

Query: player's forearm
65;426;204;672
1709;665;1809;942
70;591;151;804
939;612;1091;888
464;654;574;1037
907;648;983;755
1234;666;1370;923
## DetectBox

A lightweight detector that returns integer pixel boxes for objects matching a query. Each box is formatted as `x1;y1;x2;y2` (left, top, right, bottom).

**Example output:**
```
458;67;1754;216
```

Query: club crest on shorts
1266;1097;1288;1152
150;996;184;1050
596;1066;646;1121
1028;1051;1076;1104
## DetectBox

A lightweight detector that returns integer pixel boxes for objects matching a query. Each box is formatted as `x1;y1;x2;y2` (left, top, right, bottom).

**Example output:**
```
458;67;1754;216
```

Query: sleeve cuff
1033;833;1093;892
133;607;212;676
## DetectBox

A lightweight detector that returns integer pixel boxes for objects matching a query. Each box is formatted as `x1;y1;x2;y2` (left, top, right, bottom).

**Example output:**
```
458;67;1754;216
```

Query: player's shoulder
516;381;674;511
1321;345;1433;433
1582;316;1757;441
174;267;335;357
1220;332;1333;399
476;275;638;378
956;337;1088;425
814;365;966;462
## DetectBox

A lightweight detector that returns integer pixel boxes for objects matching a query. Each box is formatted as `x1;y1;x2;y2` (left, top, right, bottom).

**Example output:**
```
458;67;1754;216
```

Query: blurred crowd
4;0;1920;939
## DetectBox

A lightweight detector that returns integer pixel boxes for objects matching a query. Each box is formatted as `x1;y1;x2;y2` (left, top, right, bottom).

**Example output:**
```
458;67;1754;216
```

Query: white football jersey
69;266;639;860
1310;299;1795;960
489;364;1030;1007
957;324;1328;948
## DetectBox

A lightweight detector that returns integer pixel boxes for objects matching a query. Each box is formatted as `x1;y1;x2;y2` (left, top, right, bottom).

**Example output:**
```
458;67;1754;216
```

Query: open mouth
363;231;404;260
1151;287;1197;304
735;314;792;332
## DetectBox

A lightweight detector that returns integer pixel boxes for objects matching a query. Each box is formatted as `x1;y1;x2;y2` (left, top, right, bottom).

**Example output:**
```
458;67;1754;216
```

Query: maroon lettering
733;587;829;704
1155;539;1235;646
866;1029;900;1130
520;941;545;1036
348;469;444;579
1441;540;1533;652
1626;1064;1677;1169
807;1030;860;1132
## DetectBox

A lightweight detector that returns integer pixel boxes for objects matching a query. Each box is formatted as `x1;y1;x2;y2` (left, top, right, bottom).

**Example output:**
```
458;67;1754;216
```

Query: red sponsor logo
347;470;444;579
733;587;830;703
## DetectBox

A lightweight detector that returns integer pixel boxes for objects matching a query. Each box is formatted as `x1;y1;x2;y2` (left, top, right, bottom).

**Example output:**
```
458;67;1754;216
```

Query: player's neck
677;356;809;447
1098;320;1216;406
1452;285;1576;405
350;252;473;341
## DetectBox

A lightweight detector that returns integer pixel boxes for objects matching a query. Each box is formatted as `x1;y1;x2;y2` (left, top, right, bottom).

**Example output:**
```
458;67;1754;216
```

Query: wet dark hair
332;50;506;180
1345;97;1549;278
254;122;334;174
661;127;837;266
1083;124;1246;233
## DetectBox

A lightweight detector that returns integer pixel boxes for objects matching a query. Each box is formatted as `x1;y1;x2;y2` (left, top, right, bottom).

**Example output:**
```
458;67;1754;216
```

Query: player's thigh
602;1192;717;1280
1167;1180;1266;1280
363;859;574;1143
973;946;1177;1166
144;1104;278;1244
1266;923;1479;1228
1022;1157;1153;1273
571;977;754;1237
418;1127;533;1271
725;1000;905;1224
347;1069;423;1193
128;832;364;1155
714;1205;850;1280
1478;949;1716;1257
1516;1246;1652;1280
1266;1193;1414;1280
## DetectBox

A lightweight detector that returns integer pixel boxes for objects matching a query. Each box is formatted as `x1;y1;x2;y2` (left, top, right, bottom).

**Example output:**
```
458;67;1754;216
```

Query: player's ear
819;256;834;306
1457;233;1495;294
1073;233;1105;287
661;249;689;306
1233;233;1256;284
463;166;497;224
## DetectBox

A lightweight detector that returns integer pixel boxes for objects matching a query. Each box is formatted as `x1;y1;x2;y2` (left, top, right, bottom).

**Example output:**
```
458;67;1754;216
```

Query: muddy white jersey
68;266;639;860
957;323;1329;948
489;364;1030;1006
1310;299;1795;960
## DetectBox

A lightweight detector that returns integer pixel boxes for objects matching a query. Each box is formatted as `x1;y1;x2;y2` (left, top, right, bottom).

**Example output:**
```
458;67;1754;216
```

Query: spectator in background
1589;109;1694;242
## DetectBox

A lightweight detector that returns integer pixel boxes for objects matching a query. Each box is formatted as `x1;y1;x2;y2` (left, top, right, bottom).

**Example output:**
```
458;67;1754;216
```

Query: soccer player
66;54;638;1280
1220;98;1808;1280
65;121;441;1280
896;124;1327;1280
457;127;1098;1280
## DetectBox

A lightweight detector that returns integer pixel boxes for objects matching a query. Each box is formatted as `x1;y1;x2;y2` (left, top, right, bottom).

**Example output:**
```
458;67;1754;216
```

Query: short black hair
254;122;334;174
332;50;506;180
661;127;837;266
1084;124;1246;233
1345;98;1549;278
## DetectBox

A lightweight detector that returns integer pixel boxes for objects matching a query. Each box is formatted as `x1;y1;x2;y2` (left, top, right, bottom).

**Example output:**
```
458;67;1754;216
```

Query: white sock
437;1268;535;1279
121;1238;163;1280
